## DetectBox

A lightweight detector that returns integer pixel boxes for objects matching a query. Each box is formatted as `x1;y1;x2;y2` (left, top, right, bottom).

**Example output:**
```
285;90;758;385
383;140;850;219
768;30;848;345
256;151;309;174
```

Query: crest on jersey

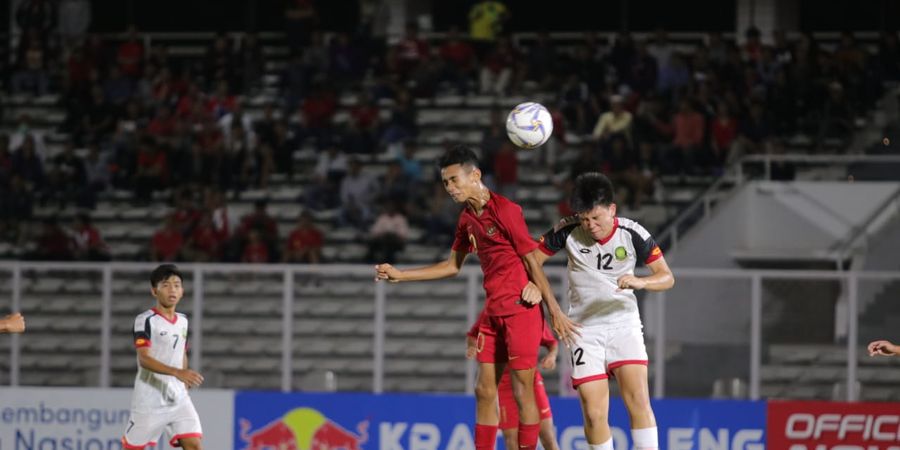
485;224;497;236
615;246;628;260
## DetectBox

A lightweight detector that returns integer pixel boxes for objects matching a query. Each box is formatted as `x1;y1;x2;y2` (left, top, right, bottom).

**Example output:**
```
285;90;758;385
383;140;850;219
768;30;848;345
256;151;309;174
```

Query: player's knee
623;390;652;415
475;382;497;402
583;406;609;428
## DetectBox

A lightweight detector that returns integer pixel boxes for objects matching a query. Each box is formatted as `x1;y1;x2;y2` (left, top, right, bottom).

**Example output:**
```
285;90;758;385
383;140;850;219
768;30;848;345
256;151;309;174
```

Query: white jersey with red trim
539;216;664;328
130;308;190;413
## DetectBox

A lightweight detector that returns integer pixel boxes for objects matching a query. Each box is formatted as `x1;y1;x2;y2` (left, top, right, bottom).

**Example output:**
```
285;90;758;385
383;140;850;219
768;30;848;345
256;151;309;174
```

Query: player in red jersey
376;145;577;450
467;307;560;450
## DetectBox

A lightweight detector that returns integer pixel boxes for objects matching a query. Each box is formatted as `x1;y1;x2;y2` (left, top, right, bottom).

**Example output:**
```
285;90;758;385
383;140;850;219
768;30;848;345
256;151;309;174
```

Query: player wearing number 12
532;173;674;450
123;264;204;450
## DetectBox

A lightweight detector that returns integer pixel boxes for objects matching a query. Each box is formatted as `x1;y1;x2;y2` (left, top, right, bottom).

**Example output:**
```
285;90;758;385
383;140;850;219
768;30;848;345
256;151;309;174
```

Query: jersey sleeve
451;214;472;254
539;322;557;349
539;216;578;256
497;200;539;257
630;223;664;265
466;309;488;338
133;314;152;348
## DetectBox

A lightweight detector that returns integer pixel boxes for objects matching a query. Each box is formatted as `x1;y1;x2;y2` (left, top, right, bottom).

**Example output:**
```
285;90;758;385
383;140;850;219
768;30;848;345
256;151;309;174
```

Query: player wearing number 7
123;264;204;450
532;173;674;450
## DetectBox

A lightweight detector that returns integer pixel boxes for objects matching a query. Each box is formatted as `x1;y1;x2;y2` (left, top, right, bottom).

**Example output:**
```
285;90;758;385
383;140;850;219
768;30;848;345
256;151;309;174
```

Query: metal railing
3;261;899;401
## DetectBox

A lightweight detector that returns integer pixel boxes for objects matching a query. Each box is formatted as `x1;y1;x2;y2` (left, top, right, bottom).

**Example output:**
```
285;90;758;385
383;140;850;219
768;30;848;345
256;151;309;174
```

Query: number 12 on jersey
597;253;612;270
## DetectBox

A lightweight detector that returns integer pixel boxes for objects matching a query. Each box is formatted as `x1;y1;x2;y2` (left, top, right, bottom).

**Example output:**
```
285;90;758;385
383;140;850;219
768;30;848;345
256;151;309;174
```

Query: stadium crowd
2;0;899;262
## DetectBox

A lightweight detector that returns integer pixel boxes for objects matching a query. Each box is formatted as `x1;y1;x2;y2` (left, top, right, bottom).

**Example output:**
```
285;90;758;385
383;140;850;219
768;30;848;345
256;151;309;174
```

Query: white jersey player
530;173;674;450
123;264;204;450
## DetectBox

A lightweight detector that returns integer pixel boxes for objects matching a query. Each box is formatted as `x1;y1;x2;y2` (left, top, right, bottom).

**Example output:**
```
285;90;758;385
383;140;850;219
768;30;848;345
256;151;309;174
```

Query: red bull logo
240;407;369;450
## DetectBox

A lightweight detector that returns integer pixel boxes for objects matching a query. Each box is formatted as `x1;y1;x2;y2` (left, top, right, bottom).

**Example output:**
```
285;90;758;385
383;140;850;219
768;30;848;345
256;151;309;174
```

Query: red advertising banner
768;400;900;450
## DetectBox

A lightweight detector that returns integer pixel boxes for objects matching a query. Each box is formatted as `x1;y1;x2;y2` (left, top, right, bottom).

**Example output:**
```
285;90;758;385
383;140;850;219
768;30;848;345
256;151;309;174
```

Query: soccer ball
506;102;554;149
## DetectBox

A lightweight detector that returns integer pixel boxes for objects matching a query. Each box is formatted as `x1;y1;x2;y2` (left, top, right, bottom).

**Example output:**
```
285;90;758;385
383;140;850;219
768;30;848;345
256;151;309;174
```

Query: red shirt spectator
672;101;705;150
137;146;169;181
152;218;183;261
242;232;270;263
440;38;475;70
146;109;176;137
117;32;144;77
350;103;380;130
190;219;221;257
302;91;337;129
493;143;518;185
711;113;738;151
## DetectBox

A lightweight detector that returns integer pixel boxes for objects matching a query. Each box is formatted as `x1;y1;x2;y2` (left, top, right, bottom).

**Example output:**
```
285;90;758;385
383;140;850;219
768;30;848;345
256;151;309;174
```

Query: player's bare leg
179;437;202;450
475;361;504;450
577;379;612;447
501;429;518;450
510;367;540;449
613;364;658;450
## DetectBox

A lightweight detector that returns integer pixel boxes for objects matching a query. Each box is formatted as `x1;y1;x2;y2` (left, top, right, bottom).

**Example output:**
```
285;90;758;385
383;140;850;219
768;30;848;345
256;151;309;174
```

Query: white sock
589;437;613;450
632;427;658;450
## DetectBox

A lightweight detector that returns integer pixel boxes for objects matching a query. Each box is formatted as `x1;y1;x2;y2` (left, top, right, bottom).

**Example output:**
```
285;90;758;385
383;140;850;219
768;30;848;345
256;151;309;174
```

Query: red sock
475;424;498;450
517;422;540;450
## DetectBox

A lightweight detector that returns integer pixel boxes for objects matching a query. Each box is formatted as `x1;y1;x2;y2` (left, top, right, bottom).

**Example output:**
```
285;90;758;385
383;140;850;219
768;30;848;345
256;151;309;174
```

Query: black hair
437;145;480;170
150;264;184;287
571;172;615;212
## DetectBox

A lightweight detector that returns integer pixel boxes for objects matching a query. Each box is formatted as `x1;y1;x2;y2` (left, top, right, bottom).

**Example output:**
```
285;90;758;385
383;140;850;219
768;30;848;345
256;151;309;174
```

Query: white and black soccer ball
506;102;554;149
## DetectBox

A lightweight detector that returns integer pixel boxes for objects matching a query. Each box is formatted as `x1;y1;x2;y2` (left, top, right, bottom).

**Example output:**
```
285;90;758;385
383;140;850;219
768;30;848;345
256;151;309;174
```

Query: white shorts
570;324;648;388
123;400;203;449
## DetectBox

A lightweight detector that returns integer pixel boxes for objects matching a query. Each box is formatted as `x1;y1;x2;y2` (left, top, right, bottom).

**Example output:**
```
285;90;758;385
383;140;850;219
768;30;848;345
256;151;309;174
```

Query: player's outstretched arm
522;249;580;345
617;256;675;292
375;250;468;283
136;347;204;387
0;313;25;334
868;340;899;357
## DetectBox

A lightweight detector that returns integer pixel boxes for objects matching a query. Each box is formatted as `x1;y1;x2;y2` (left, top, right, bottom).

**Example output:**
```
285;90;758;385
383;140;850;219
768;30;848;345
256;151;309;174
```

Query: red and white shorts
498;370;553;429
570;324;648;388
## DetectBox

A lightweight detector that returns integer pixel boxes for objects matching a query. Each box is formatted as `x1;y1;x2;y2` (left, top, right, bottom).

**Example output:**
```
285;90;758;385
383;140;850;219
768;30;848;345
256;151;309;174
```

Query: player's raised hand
176;369;204;388
868;340;899;357
1;312;25;333
521;281;542;305
374;264;402;282
548;309;580;346
616;274;647;291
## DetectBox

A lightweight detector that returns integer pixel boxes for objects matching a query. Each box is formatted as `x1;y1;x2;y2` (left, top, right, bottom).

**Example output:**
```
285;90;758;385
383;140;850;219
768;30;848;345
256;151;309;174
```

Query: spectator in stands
300;82;338;148
493;141;518;199
647;29;674;71
868;339;899;357
559;73;591;134
666;99;706;174
339;158;378;230
284;0;318;48
283;211;323;264
16;0;54;35
29;217;73;261
439;26;477;94
203;188;232;242
733;102;772;160
47;141;87;208
816;81;854;150
657;53;690;95
366;201;409;264
117;25;145;79
766;139;796;181
84;85;116;144
238;199;279;260
11;40;50;96
207;80;237;119
71;213;109;261
710;102;738;168
526;31;559;90
103;66;135;105
468;0;509;56
205;32;236;90
241;229;270;263
58;0;91;46
397;141;423;184
305;145;347;211
392;23;430;82
0;313;25;334
134;138;168;203
480;37;517;96
0;135;12;185
630;40;659;95
151;215;184;262
183;212;222;262
84;143;111;194
603;135;652;210
478;109;506;189
11;135;45;192
592;94;633;147
1;175;35;221
344;92;381;155
421;180;457;246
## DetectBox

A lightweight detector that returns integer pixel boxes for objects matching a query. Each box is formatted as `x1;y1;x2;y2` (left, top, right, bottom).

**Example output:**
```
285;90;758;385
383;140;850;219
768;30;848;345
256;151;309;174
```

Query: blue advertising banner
235;392;766;450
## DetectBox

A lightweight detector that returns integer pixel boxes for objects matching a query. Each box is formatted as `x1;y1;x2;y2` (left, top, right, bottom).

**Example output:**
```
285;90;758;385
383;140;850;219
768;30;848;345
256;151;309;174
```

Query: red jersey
452;193;539;316
288;227;323;251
